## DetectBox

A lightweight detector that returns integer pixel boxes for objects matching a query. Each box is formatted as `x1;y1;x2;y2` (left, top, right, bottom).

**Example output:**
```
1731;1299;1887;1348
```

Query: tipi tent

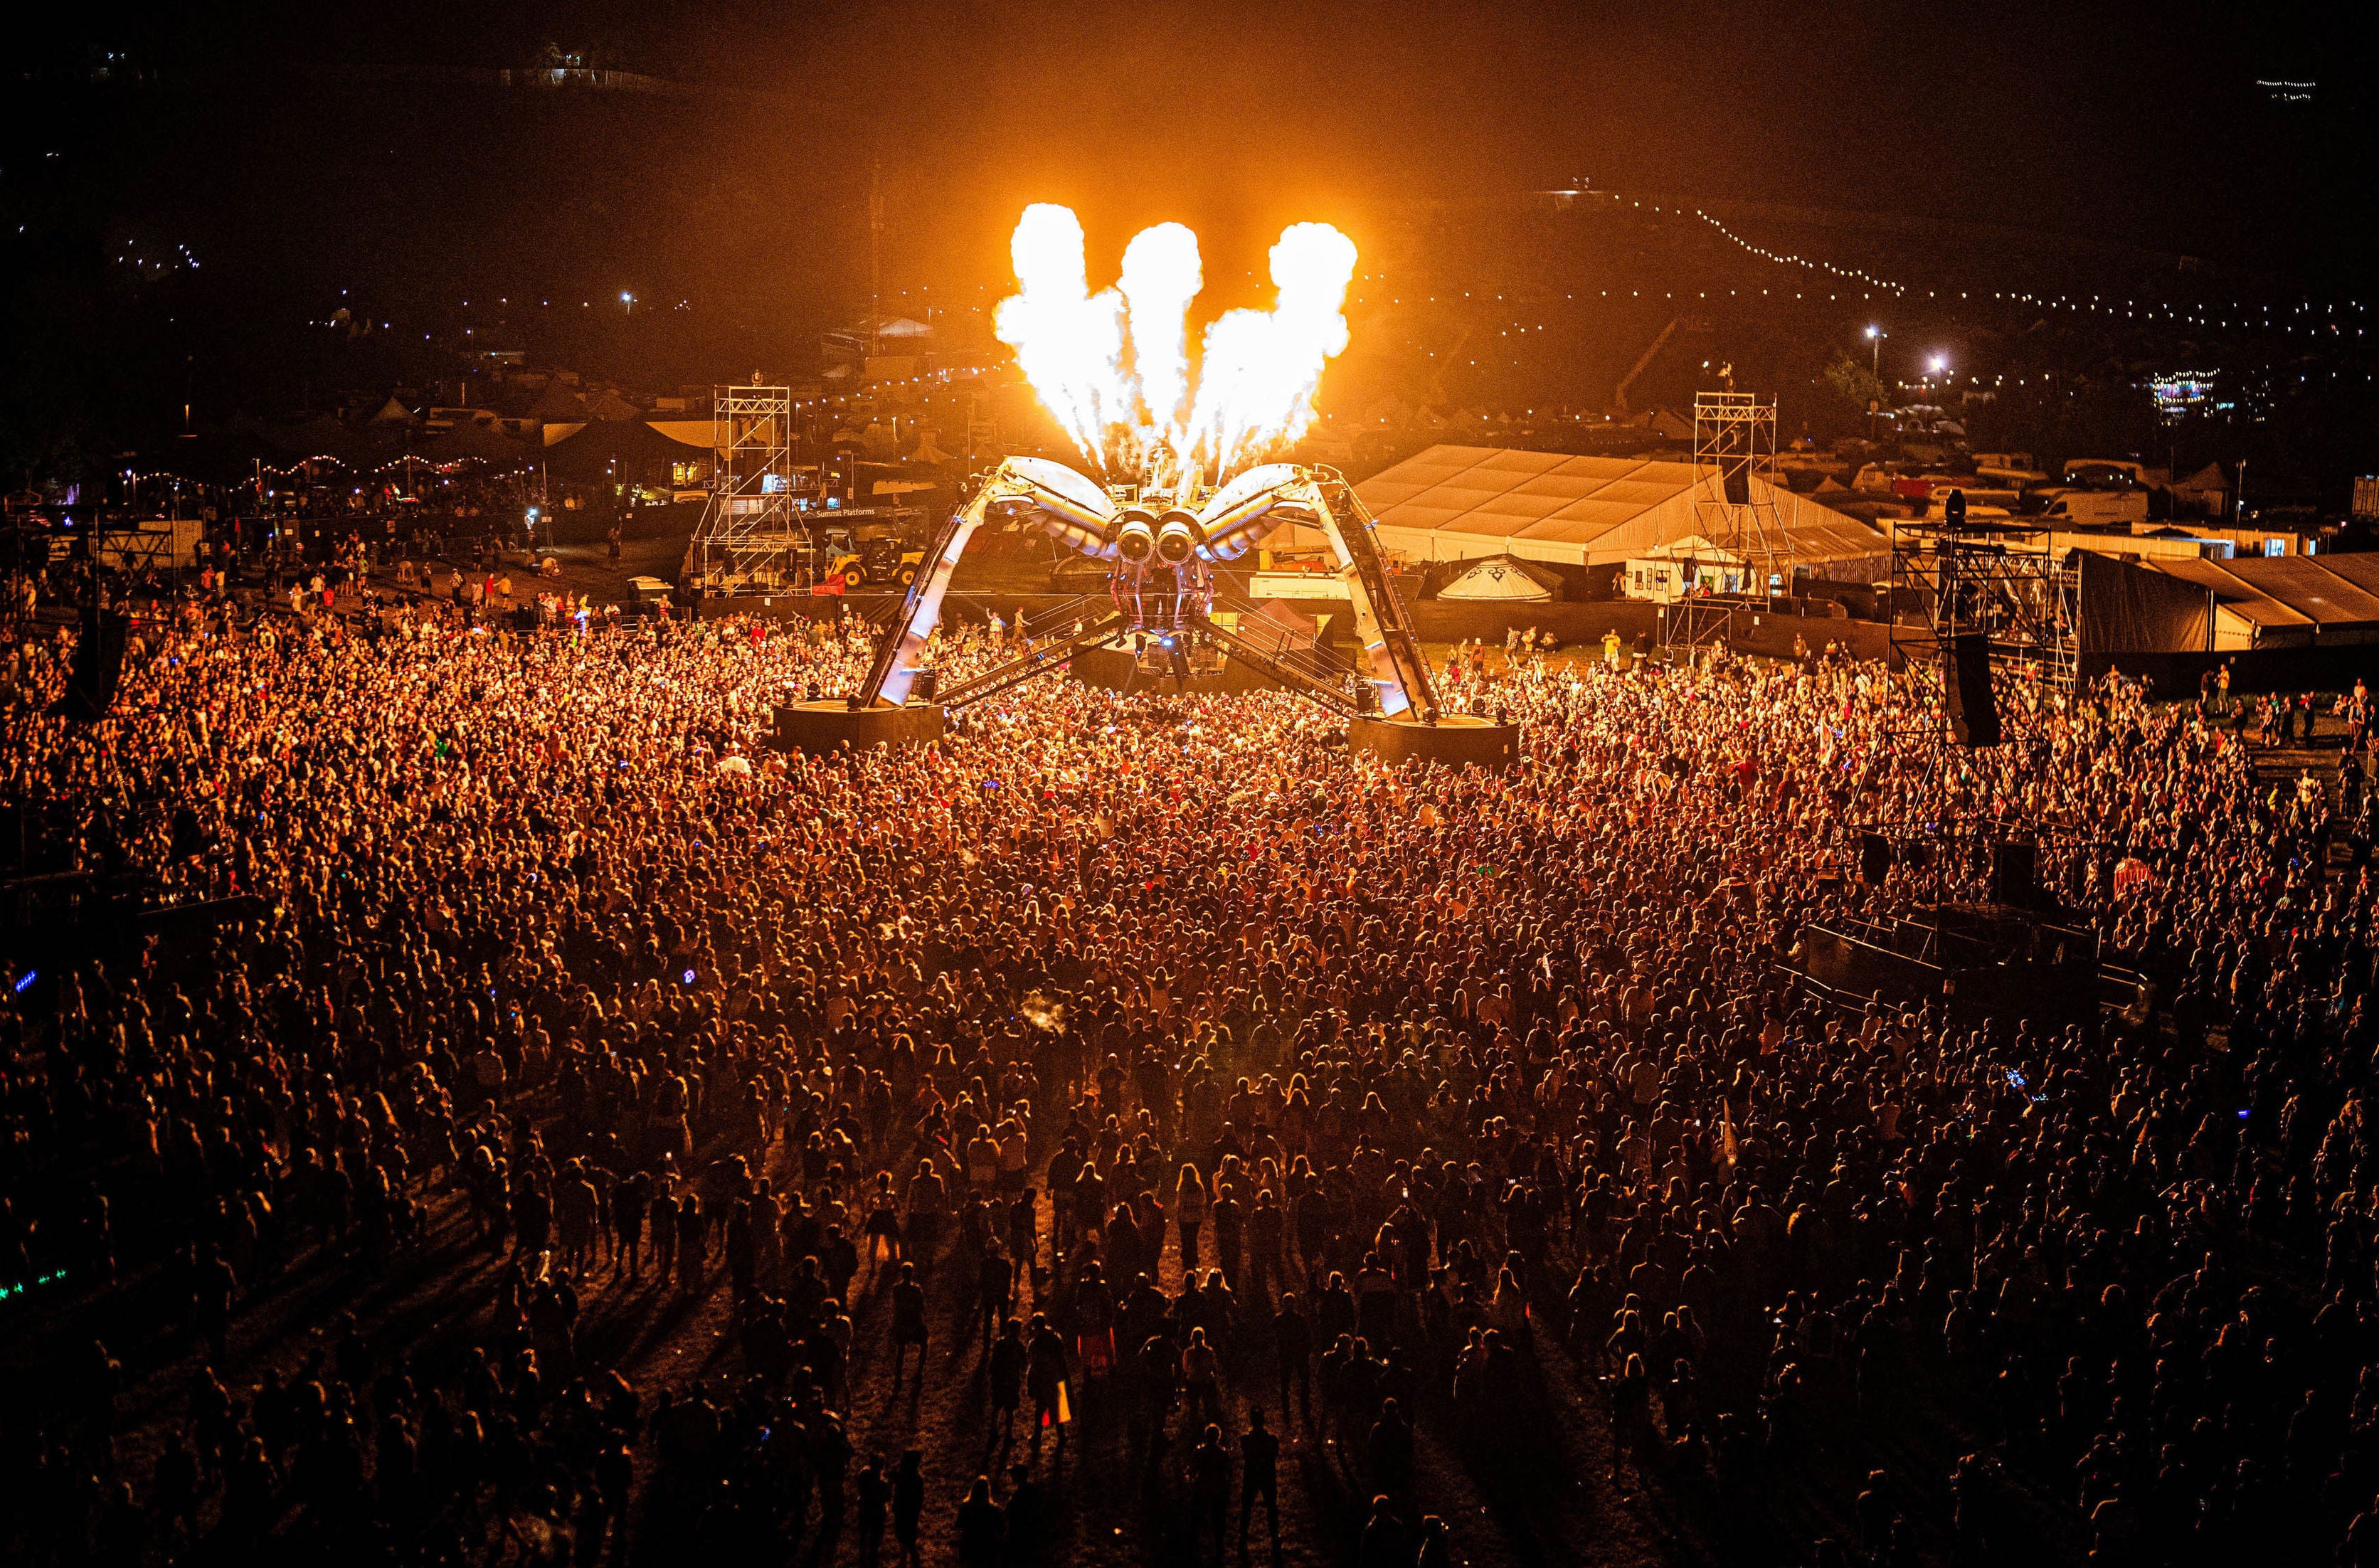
1438;556;1563;603
525;383;591;425
582;388;645;422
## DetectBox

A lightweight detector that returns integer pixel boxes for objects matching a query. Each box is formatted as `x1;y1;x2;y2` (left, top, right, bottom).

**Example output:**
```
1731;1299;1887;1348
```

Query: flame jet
1185;223;1359;479
992;206;1128;463
992;206;1355;482
1118;221;1202;480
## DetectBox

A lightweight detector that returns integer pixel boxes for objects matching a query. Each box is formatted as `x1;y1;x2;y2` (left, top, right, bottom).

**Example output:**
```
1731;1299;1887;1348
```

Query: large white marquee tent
1352;445;1887;569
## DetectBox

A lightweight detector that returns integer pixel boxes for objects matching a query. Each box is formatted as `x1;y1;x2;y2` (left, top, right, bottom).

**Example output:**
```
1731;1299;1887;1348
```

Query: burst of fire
992;204;1357;483
1120;221;1202;457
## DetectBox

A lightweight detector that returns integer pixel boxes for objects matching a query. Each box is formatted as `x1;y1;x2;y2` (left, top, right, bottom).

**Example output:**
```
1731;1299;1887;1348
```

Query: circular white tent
1438;555;1563;603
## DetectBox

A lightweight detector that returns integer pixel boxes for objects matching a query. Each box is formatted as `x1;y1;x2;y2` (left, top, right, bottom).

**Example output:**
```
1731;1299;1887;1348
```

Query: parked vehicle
1972;451;2052;487
2038;489;2149;526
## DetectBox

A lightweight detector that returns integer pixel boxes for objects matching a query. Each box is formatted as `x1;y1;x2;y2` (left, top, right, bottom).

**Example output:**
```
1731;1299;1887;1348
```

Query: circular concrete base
1350;713;1520;769
772;699;945;753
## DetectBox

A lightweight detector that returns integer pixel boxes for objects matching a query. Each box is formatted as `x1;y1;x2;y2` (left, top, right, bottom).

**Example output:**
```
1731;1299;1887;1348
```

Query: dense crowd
5;588;2379;1568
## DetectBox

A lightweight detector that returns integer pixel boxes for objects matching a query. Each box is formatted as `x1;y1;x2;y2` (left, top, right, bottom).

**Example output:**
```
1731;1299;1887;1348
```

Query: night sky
3;1;2370;477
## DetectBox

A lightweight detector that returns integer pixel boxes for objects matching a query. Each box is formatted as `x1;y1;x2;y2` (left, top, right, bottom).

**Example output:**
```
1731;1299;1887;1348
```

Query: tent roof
2225;557;2379;627
2148;558;2311;626
582;388;645;421
1631;533;1742;563
1355;445;1709;564
524;383;590;424
647;420;724;450
1441;555;1562;600
542;418;700;481
1353;444;1885;568
367;396;414;428
2300;551;2379;603
1746;475;1893;564
1228;598;1320;656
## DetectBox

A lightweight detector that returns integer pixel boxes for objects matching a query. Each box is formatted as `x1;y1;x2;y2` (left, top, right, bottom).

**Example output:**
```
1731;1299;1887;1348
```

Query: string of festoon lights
1682;203;2363;337
118;470;224;487
1448;191;2378;342
1689;206;1905;295
233;454;533;480
790;364;994;411
1308;259;2369;381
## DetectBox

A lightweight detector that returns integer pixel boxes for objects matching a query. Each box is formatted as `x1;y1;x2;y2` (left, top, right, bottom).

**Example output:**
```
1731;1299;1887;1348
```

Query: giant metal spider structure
773;454;1514;764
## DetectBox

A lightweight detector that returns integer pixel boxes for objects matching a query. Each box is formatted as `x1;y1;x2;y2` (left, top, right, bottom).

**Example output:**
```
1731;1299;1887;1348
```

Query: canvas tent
2226;557;2379;641
2146;557;2311;649
1750;477;1895;571
1357;446;1713;565
1353;444;1887;571
647;420;727;453
544;420;707;485
2298;550;2379;605
582;388;645;422
2141;553;2379;648
524;383;591;425
1438;555;1563;603
2076;551;2214;653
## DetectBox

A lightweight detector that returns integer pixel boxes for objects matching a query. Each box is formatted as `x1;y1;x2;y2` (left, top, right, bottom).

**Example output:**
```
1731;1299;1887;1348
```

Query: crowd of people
4;581;2379;1568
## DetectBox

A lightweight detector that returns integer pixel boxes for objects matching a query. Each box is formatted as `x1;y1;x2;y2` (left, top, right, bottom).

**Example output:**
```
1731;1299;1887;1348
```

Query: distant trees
1821;349;1888;416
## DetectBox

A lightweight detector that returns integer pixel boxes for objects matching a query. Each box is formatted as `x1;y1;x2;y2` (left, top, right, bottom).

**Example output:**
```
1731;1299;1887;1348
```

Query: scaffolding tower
1660;390;1791;650
1692;391;1791;583
688;384;804;593
1885;514;2081;754
1853;514;2095;931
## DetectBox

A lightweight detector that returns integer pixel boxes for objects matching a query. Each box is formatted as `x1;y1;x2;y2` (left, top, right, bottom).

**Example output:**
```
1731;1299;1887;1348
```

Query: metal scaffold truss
1887;516;2080;753
1692;391;1790;590
689;384;802;593
1658;391;1791;652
